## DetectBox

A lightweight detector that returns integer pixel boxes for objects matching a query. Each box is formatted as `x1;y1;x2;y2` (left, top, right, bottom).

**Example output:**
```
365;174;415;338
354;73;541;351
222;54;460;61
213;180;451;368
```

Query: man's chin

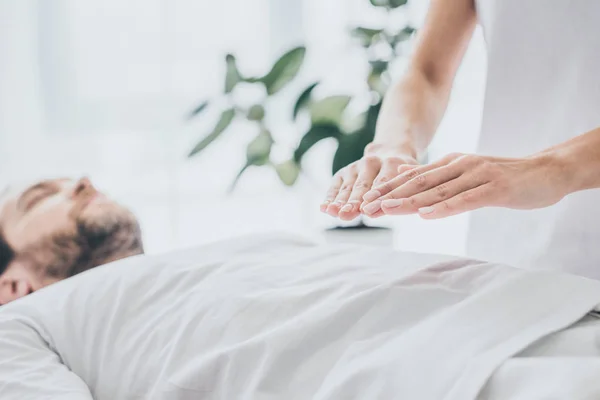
77;200;139;234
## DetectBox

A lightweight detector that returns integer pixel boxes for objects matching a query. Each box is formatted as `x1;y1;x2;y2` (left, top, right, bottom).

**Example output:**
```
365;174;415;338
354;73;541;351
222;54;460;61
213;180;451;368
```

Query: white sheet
0;232;599;399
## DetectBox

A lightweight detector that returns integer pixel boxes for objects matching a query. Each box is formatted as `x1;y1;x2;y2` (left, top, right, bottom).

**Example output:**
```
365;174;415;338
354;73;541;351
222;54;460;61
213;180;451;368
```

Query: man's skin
0;177;142;305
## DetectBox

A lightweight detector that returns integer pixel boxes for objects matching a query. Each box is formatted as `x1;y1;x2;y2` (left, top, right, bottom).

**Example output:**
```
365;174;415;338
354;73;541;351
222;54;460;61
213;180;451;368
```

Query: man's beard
70;185;141;247
76;202;140;250
19;201;143;279
71;202;143;273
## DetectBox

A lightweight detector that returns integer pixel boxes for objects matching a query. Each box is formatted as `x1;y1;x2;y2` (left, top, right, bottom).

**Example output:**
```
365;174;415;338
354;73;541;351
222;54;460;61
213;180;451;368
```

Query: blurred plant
186;0;416;189
186;47;309;190
293;0;416;175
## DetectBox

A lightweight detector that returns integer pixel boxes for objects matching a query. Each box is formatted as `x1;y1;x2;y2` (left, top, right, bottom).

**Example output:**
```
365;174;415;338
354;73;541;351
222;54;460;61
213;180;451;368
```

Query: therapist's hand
361;152;569;219
321;144;419;221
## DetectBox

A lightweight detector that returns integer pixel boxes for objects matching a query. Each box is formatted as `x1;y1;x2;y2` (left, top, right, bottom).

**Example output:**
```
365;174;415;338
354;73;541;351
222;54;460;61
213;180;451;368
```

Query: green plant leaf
309;95;352;125
261;47;306;95
332;133;365;175
186;101;209;120
330;102;382;174
351;27;384;47
247;104;266;121
246;128;274;166
188;108;236;157
225;54;242;93
368;70;389;95
402;26;417;35
227;129;274;192
369;60;389;75
369;0;389;7
275;160;300;186
331;127;377;175
293;82;319;120
365;101;383;136
294;124;342;163
388;0;408;8
228;162;252;193
243;77;262;84
392;26;417;45
227;129;275;193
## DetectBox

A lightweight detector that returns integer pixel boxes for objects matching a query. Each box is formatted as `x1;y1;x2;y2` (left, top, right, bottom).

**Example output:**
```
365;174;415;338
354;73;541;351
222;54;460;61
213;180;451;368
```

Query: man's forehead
0;184;15;204
0;185;14;217
2;180;37;198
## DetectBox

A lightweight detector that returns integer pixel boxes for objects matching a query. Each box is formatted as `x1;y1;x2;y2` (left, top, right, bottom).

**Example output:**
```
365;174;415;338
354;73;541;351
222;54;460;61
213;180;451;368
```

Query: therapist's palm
359;153;568;219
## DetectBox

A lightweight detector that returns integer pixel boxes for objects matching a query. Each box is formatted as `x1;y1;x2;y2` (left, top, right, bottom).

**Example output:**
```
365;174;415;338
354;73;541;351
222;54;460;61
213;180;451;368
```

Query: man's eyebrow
16;181;57;208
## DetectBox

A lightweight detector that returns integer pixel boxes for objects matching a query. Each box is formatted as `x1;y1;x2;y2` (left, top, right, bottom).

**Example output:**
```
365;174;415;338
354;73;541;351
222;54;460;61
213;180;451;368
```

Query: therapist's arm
544;127;600;193
359;127;600;220
321;0;477;221
374;0;477;157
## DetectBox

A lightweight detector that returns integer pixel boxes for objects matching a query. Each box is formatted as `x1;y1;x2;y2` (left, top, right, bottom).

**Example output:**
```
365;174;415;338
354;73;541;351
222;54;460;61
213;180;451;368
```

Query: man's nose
71;177;96;198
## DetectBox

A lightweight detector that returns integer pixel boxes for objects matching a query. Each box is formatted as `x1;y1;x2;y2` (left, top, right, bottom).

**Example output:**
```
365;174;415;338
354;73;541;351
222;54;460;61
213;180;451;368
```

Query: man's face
0;178;130;254
0;177;140;304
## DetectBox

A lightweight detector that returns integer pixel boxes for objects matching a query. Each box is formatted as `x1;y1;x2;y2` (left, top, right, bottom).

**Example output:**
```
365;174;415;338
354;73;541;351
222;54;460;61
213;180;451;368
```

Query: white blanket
1;233;600;399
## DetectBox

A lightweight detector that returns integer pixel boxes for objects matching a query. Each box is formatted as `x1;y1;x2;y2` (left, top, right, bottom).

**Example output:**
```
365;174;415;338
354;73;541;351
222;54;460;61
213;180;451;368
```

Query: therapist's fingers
366;209;386;219
373;159;417;187
326;169;358;217
364;152;469;202
340;159;380;221
362;154;481;214
321;174;343;212
381;173;485;215
359;164;417;216
359;163;416;212
418;184;493;219
362;164;459;216
384;161;468;201
363;163;438;205
397;163;419;174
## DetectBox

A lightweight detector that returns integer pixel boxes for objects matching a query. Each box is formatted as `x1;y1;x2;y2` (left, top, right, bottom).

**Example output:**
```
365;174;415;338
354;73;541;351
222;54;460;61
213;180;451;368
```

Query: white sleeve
0;317;93;400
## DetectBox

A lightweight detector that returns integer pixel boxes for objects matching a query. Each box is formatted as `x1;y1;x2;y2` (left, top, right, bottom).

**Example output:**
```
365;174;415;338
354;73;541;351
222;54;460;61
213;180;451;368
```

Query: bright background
0;0;486;255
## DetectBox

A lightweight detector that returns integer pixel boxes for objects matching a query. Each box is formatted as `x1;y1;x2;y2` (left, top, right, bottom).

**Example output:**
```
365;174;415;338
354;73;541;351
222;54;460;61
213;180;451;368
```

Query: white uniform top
467;0;600;279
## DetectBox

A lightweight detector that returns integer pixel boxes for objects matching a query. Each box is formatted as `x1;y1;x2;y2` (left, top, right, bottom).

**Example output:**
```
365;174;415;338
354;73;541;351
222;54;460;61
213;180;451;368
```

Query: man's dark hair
0;232;14;276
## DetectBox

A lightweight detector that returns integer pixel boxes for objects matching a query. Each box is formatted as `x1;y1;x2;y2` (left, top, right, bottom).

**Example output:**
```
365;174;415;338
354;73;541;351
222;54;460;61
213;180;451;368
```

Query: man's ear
0;262;34;305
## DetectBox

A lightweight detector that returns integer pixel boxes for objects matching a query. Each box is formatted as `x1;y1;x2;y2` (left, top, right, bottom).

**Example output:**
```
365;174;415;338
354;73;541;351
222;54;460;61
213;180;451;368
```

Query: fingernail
340;204;353;213
320;201;330;211
327;202;343;215
419;206;435;215
382;199;404;209
363;200;382;215
363;190;381;202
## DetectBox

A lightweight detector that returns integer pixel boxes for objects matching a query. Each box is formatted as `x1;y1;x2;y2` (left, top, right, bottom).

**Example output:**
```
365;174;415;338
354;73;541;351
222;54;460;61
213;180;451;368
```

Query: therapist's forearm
542;126;600;194
373;68;452;159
